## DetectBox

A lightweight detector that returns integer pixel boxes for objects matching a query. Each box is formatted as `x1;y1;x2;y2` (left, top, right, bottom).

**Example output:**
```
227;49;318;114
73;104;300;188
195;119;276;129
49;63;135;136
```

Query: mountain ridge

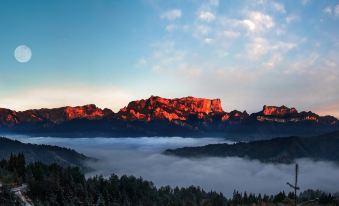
0;137;90;169
164;130;339;163
0;96;338;138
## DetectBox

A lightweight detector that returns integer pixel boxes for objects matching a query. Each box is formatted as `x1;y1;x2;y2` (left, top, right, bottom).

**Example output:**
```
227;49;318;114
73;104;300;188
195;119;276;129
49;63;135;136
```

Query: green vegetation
1;154;338;205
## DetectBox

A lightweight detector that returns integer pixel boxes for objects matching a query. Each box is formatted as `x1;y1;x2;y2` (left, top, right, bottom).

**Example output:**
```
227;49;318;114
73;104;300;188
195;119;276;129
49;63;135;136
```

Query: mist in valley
7;135;339;197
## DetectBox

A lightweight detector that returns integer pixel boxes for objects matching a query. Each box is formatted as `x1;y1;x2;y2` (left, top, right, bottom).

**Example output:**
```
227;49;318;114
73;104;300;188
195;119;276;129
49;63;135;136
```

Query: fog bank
7;136;339;197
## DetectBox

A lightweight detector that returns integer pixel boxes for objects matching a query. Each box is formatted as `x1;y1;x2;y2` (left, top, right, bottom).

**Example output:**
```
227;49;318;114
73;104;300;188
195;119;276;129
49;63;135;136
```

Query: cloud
198;11;216;22
285;53;319;74
165;24;178;31
335;4;339;16
242;19;256;31
135;57;147;68
244;37;297;66
255;0;266;4
222;30;240;39
301;0;310;6
208;0;219;7
204;37;213;44
245;37;270;59
15;136;339;197
165;24;189;32
286;15;300;23
194;24;211;36
148;41;188;73
272;2;286;13
323;6;332;15
160;9;182;20
267;46;296;68
242;11;275;32
212;10;275;35
323;5;339;16
264;53;283;68
250;1;285;13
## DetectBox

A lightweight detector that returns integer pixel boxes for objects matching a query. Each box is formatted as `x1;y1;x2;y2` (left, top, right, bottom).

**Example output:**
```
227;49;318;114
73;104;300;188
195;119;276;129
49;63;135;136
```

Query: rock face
117;96;224;121
255;105;337;124
0;104;112;126
262;105;297;116
0;108;19;126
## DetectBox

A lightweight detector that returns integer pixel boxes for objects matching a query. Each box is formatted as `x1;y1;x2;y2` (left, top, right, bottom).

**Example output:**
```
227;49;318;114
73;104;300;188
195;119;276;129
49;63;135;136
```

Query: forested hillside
165;131;339;163
0;137;90;169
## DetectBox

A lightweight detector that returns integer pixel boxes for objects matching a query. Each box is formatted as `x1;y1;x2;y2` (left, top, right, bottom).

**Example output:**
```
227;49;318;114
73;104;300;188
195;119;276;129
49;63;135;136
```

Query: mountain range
164;131;339;164
0;96;338;138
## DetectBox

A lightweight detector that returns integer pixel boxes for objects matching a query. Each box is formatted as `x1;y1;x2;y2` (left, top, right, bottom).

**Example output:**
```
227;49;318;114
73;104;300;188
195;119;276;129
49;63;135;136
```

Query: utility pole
287;164;300;206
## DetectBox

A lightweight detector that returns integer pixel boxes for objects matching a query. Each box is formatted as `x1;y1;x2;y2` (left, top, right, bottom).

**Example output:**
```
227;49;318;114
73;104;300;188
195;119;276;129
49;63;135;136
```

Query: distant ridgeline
165;131;339;164
0;137;90;169
0;96;338;138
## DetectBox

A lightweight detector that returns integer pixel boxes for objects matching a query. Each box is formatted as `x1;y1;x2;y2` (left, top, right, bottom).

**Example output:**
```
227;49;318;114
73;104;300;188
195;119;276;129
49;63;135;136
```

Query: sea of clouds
7;135;339;197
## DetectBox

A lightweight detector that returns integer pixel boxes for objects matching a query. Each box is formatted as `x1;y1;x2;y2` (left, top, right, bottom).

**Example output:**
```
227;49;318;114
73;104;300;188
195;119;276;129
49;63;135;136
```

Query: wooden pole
295;164;298;206
287;163;299;206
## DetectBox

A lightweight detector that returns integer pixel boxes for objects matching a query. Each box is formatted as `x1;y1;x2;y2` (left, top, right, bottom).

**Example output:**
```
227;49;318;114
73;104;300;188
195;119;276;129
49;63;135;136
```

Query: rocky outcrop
262;105;297;116
0;108;19;126
117;96;224;122
255;105;337;124
0;104;113;126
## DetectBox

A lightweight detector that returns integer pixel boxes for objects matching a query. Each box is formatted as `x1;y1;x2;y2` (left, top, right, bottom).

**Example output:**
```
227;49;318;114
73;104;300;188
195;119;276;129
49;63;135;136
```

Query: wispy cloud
165;24;178;32
208;0;219;7
285;15;300;23
244;11;275;32
198;11;216;22
222;30;240;39
335;4;339;16
301;0;310;6
243;37;296;63
323;6;332;15
160;9;182;21
272;2;286;13
323;4;339;16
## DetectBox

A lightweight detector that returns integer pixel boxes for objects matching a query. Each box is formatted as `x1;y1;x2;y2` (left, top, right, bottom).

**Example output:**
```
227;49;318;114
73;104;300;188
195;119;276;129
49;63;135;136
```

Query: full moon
14;45;32;63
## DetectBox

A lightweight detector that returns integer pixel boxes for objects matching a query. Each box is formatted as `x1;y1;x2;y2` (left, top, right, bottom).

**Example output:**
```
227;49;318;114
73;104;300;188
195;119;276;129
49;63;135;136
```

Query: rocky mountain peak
63;104;106;120
262;105;298;116
118;96;224;121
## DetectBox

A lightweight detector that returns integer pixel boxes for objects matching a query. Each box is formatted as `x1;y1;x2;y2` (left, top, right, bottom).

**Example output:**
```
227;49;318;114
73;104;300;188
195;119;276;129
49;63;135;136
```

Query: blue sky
0;0;338;117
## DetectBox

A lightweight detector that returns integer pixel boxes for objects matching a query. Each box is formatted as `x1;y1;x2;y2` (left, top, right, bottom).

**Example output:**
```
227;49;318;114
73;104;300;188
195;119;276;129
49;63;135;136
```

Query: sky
0;0;338;117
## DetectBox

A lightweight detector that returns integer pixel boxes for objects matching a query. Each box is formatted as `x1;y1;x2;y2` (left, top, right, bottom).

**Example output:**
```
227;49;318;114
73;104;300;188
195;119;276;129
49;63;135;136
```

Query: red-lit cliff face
0;108;19;126
63;104;108;120
262;105;298;116
0;105;112;125
117;96;224;121
220;110;249;122
256;105;335;123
